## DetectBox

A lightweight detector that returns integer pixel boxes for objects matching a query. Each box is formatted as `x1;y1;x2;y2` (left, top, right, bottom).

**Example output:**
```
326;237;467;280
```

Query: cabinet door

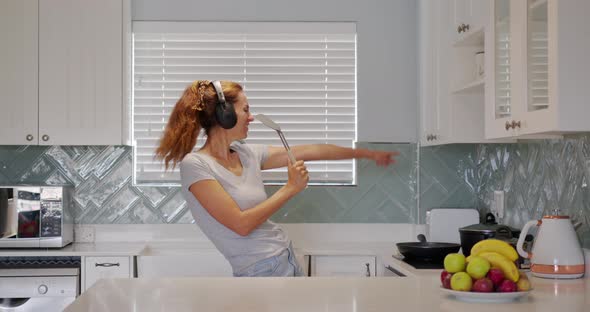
39;0;122;145
517;0;551;134
84;256;131;291
137;251;233;278
0;0;39;145
311;255;376;277
419;0;438;145
419;0;449;146
485;0;517;138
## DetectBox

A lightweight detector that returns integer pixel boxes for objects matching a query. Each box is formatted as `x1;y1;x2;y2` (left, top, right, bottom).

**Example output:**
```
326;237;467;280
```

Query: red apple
498;279;518;292
441;270;451;284
486;268;505;288
472;278;494;292
441;270;453;289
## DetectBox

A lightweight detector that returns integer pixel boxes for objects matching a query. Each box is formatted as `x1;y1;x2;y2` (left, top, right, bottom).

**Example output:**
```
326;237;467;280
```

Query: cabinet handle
26;134;34;141
41;134;50;142
457;23;470;34
365;263;371;277
95;262;120;267
512;120;521;129
505;121;513;130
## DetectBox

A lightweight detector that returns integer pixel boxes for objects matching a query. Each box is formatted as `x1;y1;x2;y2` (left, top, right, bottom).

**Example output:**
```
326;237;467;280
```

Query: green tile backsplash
0;143;418;224
1;134;589;249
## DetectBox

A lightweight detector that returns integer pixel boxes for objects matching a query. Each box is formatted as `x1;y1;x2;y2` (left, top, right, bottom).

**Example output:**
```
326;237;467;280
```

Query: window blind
132;22;357;185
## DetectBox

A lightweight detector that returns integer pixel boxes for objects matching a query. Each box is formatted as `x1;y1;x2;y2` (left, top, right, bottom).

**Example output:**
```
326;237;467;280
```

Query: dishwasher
0;257;80;312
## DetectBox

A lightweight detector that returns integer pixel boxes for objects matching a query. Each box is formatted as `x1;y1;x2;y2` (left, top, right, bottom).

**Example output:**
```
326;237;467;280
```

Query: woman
155;80;399;277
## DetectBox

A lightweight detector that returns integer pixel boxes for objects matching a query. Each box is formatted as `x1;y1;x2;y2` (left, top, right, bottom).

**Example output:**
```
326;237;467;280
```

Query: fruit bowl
440;287;532;303
440;239;534;300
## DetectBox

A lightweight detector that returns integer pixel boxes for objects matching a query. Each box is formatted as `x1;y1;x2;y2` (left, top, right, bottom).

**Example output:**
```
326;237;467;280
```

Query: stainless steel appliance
0;186;74;248
0;256;80;312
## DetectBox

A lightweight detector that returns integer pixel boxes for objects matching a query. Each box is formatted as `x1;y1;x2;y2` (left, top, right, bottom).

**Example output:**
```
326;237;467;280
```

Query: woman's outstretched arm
262;144;399;170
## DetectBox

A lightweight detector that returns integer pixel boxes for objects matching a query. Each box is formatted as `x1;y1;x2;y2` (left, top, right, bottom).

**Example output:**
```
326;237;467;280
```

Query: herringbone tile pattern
2;133;588;247
0;143;418;223
474;136;590;239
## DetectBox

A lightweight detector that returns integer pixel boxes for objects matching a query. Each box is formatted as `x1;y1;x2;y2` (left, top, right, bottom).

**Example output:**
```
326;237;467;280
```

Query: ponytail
154;86;202;170
155;80;243;170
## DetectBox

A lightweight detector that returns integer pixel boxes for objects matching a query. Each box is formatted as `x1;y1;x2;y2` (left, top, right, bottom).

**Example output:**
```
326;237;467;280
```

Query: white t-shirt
179;142;289;273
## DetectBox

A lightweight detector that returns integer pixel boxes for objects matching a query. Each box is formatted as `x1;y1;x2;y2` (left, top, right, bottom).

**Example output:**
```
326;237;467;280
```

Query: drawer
84;256;131;291
311;255;376;277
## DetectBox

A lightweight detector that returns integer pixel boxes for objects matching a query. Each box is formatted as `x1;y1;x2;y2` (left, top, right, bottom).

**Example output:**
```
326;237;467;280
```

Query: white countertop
0;242;146;257
64;273;590;312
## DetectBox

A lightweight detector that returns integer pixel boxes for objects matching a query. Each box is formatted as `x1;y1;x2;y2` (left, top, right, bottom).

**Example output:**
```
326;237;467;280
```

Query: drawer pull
95;262;120;267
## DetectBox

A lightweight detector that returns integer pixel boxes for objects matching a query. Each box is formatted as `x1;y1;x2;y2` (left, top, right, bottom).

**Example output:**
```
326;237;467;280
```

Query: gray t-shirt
179;142;289;273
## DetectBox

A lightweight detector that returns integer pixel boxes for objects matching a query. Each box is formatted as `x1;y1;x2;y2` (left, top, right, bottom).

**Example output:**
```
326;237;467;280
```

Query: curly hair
154;80;243;170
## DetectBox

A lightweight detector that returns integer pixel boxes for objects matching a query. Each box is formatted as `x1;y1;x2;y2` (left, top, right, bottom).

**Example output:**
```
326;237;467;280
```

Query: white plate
440;287;532;303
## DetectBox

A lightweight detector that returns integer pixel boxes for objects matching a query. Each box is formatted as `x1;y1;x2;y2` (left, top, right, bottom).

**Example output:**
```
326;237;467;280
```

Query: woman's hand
286;160;309;194
366;150;400;167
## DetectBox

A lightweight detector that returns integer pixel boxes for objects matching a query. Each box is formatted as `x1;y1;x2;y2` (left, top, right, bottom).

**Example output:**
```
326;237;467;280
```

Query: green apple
444;253;466;273
450;272;473;291
466;256;491;279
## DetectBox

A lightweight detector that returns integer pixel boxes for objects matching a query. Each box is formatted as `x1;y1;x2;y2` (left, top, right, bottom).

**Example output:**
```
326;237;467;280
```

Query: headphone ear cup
215;101;237;129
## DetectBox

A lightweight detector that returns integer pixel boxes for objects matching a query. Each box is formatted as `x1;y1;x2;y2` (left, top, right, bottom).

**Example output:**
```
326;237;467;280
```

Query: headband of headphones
211;80;225;106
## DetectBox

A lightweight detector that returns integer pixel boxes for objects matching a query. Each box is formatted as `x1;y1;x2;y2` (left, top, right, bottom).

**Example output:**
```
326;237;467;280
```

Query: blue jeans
234;243;304;277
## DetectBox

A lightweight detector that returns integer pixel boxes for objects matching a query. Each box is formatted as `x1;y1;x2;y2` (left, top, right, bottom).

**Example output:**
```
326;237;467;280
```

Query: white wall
133;0;418;143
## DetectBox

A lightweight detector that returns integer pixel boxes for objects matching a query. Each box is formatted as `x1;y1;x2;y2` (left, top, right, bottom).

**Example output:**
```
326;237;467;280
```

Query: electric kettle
516;214;585;279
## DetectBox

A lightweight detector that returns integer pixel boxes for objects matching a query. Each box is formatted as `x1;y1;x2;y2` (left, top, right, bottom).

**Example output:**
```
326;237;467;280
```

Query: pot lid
459;213;520;234
459;223;519;234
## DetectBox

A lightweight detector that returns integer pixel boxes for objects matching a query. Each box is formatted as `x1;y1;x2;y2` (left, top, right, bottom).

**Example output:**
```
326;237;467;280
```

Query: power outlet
493;190;505;221
75;226;95;243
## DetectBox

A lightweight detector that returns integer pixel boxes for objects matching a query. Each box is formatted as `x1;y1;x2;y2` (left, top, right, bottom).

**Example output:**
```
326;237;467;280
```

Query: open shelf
453;26;485;48
452;78;485;94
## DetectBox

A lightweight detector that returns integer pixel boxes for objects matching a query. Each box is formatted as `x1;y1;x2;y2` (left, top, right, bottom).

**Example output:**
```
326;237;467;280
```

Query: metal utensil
254;114;296;164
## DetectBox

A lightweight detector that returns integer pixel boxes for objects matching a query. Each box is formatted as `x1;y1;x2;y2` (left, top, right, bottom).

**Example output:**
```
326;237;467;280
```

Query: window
132;22;356;185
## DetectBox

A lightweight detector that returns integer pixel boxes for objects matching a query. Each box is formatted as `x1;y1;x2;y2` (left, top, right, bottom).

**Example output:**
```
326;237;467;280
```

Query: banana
477;251;520;282
470;239;519;262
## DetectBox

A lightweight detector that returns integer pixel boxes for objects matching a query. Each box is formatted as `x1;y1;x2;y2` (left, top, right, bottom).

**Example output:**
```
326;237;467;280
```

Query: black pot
459;213;521;257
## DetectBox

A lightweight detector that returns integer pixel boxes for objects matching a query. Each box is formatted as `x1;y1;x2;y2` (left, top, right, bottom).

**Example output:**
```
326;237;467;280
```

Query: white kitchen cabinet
419;0;449;146
420;0;504;146
83;256;133;292
485;0;590;139
310;255;376;277
137;250;233;278
0;0;129;145
0;0;38;145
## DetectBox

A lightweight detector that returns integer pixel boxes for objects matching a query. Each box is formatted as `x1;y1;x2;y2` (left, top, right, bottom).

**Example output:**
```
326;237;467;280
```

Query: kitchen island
64;274;589;312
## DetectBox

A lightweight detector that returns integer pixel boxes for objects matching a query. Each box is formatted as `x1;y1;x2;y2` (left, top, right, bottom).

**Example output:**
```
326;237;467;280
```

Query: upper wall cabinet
420;0;509;146
485;0;590;139
0;0;128;146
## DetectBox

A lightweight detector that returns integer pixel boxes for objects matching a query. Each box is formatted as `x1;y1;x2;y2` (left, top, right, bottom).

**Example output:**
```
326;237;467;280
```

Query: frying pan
396;234;461;263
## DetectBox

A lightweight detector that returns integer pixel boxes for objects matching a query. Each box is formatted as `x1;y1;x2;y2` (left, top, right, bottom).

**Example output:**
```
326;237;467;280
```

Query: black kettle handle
485;213;497;224
495;226;513;240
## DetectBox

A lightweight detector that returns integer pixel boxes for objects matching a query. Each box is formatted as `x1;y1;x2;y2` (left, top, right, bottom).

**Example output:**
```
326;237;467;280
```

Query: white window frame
132;21;357;186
